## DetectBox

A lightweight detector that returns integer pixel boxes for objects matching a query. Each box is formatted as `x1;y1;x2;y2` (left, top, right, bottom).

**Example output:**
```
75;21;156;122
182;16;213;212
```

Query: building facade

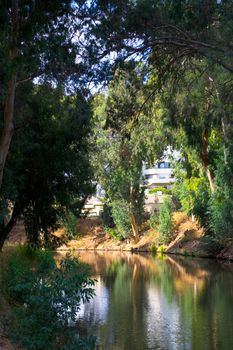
82;157;176;216
143;160;175;214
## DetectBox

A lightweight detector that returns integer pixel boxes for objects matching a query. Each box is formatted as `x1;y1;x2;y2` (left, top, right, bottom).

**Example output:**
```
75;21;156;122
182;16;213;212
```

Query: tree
0;0;92;191
92;63;167;240
159;195;173;244
89;1;233;239
0;83;94;249
91;1;233;76
159;62;223;192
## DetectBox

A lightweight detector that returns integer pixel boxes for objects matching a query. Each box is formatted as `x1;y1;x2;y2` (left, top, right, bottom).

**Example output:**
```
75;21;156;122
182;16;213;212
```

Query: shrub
110;200;131;238
157;245;166;254
149;212;159;229
59;212;78;239
104;227;123;240
102;203;115;228
151;243;157;255
149;187;172;195
209;185;233;239
0;247;96;350
159;196;173;244
173;175;210;228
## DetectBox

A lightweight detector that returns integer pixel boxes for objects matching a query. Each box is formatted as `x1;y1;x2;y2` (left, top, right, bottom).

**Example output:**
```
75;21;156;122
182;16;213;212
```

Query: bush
59;212;78;239
151;243;157;255
104;227;123;240
157;245;166;254
173;175;210;228
209;193;233;239
208;164;233;238
102;203;115;228
149;212;159;229
149;187;172;195
159;196;173;244
110;200;131;239
0;247;96;350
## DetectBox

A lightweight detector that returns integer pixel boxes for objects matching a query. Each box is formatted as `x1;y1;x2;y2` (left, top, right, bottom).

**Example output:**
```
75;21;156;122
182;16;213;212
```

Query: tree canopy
1;0;233;247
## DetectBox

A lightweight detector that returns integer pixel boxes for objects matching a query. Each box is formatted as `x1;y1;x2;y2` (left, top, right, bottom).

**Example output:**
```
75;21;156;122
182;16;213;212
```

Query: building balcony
143;168;173;175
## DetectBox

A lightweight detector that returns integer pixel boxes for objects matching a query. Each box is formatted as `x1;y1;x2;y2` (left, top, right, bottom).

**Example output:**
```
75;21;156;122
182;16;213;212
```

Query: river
74;251;233;350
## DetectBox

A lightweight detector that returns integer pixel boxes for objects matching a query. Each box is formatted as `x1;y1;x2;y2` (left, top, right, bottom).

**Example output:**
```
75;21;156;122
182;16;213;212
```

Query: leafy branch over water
0;247;96;350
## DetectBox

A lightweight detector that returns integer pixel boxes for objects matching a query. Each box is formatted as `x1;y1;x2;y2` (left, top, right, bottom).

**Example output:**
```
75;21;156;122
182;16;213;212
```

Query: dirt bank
55;213;232;261
6;213;233;261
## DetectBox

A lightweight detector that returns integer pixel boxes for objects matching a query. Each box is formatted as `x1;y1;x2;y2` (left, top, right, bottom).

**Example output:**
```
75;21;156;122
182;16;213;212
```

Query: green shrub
110;199;131;238
209;188;233;239
173;175;210;228
102;203;115;228
157;245;166;254
59;212;78;239
159;196;173;244
149;187;172;195
104;227;123;240
151;243;157;255
0;247;95;350
149;212;159;229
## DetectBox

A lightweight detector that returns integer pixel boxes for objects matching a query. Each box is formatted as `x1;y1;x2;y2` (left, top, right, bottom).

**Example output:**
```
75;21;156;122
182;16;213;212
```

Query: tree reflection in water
60;251;233;350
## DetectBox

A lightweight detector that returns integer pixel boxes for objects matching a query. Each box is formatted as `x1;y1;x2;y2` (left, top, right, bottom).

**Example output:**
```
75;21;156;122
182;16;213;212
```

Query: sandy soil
6;213;233;260
56;213;233;261
57;213;203;253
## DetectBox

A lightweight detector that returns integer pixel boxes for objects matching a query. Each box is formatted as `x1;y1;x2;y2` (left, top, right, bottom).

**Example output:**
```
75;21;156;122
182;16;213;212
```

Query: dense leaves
0;83;94;247
0;247;95;350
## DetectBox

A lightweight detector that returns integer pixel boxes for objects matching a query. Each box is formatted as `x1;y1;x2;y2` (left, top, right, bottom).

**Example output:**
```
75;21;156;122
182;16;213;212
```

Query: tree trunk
0;76;17;188
0;204;19;251
221;113;231;165
130;212;139;242
0;191;32;251
201;128;215;192
0;0;19;190
130;183;140;242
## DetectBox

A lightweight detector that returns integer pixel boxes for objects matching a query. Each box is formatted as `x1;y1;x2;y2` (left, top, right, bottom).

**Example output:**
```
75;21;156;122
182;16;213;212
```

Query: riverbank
56;213;233;261
6;212;233;261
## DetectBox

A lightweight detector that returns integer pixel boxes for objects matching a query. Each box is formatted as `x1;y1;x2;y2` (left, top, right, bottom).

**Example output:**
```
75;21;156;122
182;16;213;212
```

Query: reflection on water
70;252;233;350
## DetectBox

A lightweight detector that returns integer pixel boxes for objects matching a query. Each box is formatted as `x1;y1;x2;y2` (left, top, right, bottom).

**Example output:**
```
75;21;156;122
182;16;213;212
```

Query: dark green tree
91;1;233;75
0;0;93;191
92;64;166;240
0;83;93;249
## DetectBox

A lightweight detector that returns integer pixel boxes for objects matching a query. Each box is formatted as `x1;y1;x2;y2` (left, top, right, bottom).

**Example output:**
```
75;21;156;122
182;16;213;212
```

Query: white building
82;152;178;216
81;196;104;217
143;160;175;191
143;159;175;214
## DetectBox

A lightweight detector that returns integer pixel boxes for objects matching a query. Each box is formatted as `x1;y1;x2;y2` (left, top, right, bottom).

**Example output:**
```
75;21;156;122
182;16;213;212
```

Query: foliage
0;0;98;200
151;243;157;255
90;1;233;76
158;196;173;244
0;247;95;350
149;212;159;229
59;212;78;240
157;245;166;254
91;64;167;238
102;203;115;228
110;200;132;239
149;187;172;195
1;84;94;247
209;164;233;239
104;227;123;241
173;171;210;228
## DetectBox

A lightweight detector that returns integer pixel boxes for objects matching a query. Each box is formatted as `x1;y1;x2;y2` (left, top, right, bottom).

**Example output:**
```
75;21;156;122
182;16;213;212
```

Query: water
75;251;233;350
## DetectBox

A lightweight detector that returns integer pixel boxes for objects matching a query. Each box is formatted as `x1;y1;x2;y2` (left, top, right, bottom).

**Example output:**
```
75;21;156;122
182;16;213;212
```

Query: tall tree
91;0;233;75
92;63;166;240
0;83;93;249
0;0;92;190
